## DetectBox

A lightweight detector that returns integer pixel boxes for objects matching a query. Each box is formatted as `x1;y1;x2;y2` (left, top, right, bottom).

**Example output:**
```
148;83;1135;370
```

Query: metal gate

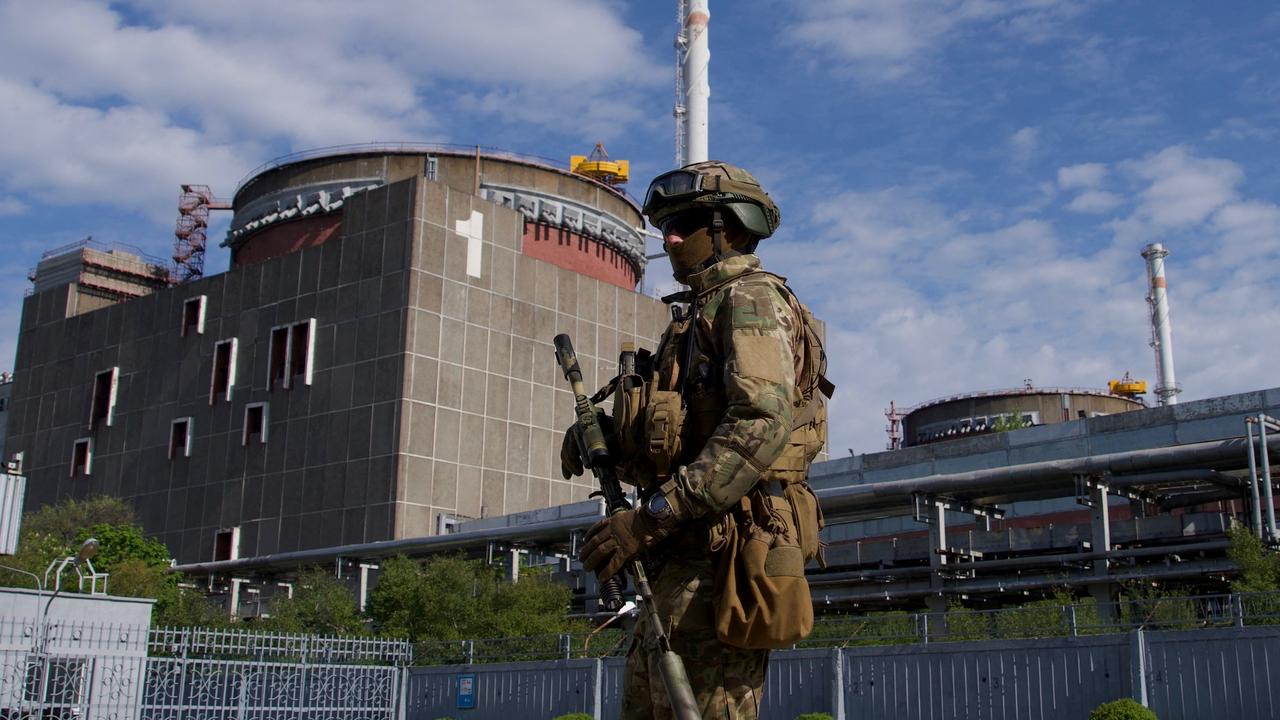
1;619;409;720
140;627;410;720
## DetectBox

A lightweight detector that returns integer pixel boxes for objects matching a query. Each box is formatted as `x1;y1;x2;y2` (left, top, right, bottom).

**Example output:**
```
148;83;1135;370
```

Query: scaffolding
172;184;231;283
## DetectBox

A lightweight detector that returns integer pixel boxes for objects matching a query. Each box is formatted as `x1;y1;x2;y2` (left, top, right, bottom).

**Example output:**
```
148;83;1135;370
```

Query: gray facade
8;174;668;564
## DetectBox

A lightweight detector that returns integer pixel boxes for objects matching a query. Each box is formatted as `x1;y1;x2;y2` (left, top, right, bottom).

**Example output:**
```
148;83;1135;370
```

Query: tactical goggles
658;208;713;239
644;169;713;210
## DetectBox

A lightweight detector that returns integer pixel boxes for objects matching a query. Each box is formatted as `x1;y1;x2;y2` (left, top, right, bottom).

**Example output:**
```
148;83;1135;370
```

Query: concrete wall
395;177;667;536
9;171;669;564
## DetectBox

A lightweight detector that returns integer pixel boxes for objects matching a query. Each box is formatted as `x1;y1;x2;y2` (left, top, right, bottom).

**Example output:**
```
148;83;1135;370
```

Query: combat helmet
643;161;781;240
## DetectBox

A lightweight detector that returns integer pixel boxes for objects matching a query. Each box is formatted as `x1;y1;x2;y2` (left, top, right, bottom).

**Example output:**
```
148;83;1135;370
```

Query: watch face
647;494;670;517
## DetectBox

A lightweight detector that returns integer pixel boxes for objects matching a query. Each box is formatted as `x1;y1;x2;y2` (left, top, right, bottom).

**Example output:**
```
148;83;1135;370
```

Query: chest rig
599;270;834;493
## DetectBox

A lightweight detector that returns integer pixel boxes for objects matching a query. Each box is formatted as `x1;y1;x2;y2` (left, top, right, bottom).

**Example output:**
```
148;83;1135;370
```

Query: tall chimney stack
1142;243;1181;406
683;0;710;164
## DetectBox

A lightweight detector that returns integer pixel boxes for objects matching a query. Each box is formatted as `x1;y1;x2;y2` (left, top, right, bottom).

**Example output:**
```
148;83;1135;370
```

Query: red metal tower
885;400;905;450
172;184;232;283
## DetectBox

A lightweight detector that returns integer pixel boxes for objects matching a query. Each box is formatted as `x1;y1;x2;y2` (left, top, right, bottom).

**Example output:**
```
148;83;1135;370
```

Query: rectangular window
243;403;268;445
182;295;207;336
169;418;192;459
290;319;315;385
213;527;240;561
210;338;237;404
269;319;316;390
89;367;118;429
70;438;92;476
269;326;289;389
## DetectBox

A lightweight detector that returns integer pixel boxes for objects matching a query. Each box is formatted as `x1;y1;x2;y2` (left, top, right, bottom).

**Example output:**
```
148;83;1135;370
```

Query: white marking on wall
457;211;484;278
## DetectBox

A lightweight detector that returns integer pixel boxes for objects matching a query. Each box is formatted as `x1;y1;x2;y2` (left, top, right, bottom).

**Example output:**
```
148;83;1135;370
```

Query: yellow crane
570;143;629;187
1108;371;1148;398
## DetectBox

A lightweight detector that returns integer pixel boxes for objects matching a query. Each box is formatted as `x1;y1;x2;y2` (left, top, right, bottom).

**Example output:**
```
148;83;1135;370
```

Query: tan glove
559;413;615;479
579;507;675;583
559;426;584;479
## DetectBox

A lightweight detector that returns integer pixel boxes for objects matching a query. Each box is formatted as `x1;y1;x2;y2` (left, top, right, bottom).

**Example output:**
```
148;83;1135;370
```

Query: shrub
1089;698;1157;720
796;714;833;720
552;714;594;720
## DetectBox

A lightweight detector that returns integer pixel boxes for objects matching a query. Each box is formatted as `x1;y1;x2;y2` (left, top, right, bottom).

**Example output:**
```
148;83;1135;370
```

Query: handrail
234;142;641;206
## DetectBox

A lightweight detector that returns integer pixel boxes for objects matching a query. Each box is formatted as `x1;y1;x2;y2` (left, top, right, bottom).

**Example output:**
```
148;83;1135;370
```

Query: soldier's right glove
579;507;675;583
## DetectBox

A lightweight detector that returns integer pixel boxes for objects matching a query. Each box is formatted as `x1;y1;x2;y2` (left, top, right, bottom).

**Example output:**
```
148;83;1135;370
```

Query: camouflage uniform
621;253;805;719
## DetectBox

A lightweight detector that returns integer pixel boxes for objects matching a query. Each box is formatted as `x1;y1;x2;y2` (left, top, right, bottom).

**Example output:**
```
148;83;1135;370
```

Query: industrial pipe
172;504;606;576
1246;418;1264;538
807;539;1232;586
1261;415;1277;540
816;434;1280;524
814;559;1236;605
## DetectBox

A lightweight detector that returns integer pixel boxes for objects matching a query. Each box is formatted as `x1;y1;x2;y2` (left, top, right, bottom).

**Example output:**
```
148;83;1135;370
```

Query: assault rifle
553;334;699;719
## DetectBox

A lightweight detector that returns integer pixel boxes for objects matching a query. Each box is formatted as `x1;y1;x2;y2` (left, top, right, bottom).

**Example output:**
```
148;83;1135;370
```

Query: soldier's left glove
579;507;676;583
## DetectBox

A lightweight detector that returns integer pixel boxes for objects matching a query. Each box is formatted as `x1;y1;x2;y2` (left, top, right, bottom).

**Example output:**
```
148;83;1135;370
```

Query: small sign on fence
456;674;476;709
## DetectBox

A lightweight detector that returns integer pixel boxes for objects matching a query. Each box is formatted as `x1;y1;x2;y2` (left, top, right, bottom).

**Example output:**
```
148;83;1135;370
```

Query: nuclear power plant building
8;146;670;564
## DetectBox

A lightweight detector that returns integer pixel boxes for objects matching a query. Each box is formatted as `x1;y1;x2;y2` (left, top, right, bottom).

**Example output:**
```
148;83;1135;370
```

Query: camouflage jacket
654;254;805;524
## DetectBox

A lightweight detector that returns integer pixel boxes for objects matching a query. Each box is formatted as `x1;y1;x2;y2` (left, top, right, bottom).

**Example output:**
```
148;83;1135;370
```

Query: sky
1;0;1278;456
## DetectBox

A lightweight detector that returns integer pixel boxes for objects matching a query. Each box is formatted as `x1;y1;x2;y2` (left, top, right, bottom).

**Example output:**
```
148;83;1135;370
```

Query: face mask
664;227;715;282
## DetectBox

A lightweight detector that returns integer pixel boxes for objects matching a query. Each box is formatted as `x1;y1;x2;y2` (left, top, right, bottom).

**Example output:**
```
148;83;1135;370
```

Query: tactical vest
598;270;834;555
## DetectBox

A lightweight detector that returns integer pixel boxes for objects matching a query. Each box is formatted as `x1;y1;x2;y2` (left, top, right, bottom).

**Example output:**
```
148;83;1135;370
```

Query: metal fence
411;591;1280;665
406;627;1280;720
0;621;409;720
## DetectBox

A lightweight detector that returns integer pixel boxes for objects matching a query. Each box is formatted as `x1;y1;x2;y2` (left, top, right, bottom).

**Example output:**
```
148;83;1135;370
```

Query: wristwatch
645;492;673;521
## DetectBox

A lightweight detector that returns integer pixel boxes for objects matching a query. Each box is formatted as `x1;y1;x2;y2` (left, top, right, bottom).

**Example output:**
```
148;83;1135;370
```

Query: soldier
562;162;830;719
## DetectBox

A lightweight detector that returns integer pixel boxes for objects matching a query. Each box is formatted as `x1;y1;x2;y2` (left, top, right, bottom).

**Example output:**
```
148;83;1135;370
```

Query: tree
991;413;1031;433
0;495;179;620
1227;521;1280;593
156;586;233;629
1;495;141;588
261;567;367;635
367;554;581;642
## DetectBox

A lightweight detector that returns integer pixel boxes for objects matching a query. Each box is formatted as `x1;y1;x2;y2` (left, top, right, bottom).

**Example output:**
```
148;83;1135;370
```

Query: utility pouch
644;389;684;477
612;371;647;461
784;481;826;566
714;494;814;650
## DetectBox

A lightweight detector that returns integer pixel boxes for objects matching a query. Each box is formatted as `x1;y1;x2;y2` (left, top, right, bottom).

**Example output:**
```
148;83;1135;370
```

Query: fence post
1128;629;1149;708
463;640;474;665
1068;605;1078;637
917;613;929;645
592;658;604;719
830;646;846;720
1232;594;1245;628
560;633;572;660
398;662;410;720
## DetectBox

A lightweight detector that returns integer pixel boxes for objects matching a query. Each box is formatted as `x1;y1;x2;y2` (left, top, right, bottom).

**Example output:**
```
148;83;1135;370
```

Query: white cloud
764;142;1279;454
1066;189;1121;213
1011;126;1039;163
0;0;663;221
784;0;1085;80
1125;145;1243;228
0;77;249;224
0;197;27;216
1057;162;1107;189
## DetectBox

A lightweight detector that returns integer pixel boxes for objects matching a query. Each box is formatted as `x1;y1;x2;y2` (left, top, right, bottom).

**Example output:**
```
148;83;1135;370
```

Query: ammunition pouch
643;389;684;481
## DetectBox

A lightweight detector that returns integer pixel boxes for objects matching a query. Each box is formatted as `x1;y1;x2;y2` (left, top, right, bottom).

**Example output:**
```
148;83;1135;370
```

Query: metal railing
412;591;1280;664
148;625;413;665
234;142;642;205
